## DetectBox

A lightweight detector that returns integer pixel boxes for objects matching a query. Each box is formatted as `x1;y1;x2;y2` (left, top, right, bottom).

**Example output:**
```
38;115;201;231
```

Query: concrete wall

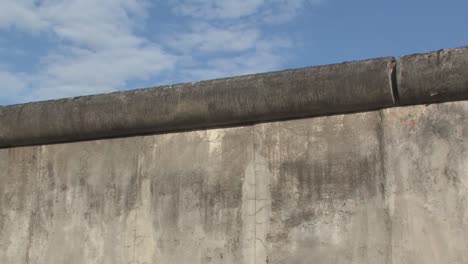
1;100;467;264
1;46;467;263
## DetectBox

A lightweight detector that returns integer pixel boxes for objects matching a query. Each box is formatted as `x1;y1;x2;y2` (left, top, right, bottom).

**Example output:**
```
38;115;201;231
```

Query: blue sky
0;0;467;105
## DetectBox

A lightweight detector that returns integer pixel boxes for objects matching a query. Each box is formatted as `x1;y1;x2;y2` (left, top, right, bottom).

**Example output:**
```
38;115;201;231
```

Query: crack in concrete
377;110;393;264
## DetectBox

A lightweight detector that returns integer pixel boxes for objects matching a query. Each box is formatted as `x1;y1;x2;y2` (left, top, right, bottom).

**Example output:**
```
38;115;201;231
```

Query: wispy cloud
0;0;47;31
165;0;317;82
30;45;175;100
180;36;292;81
165;23;260;53
171;0;265;20
172;0;322;23
0;0;176;103
0;0;321;104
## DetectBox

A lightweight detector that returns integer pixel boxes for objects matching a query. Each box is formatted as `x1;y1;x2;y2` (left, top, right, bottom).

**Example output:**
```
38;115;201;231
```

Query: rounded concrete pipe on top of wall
397;46;468;105
1;45;467;148
0;57;396;148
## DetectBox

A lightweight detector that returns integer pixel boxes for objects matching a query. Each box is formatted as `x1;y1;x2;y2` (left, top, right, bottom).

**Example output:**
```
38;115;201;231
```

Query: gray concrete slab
253;111;391;264
0;147;38;264
382;101;468;264
137;126;255;264
0;127;256;264
20;138;140;264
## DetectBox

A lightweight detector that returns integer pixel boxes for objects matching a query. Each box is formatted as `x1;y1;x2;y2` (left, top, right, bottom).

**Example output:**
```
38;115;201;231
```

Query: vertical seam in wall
377;110;393;264
252;124;257;264
25;145;41;264
131;138;142;264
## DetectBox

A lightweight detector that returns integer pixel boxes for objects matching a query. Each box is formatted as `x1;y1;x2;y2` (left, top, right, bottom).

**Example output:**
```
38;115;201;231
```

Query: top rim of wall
0;45;467;148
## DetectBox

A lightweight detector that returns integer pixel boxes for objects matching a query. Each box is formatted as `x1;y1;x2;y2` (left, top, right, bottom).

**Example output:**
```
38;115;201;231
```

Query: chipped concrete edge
0;45;467;148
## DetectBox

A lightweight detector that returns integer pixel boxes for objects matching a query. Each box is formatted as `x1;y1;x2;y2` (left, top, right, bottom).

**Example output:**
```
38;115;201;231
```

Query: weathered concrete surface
397;46;468;105
2;138;141;264
0;147;38;264
0;57;395;148
382;102;468;264
0;127;255;264
0;100;467;264
254;112;390;264
137;127;254;264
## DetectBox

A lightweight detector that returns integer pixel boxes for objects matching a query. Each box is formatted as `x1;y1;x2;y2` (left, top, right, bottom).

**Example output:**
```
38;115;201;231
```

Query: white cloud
172;0;265;20
0;0;177;103
262;0;310;24
37;0;148;49
185;51;282;81
165;0;309;81
0;0;47;31
172;0;323;23
181;37;292;81
29;45;175;101
0;0;322;104
166;23;260;53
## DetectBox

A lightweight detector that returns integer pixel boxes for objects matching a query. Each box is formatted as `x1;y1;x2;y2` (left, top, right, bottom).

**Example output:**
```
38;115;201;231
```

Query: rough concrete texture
137;127;255;263
0;127;255;264
382;102;468;263
397;46;468;105
0;56;395;148
0;147;38;264
254;111;390;263
1;100;467;263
